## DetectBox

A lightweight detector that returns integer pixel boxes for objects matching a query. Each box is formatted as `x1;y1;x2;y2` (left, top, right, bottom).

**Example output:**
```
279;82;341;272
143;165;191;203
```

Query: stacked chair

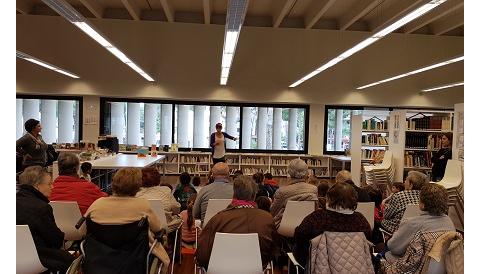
434;159;464;227
363;151;395;192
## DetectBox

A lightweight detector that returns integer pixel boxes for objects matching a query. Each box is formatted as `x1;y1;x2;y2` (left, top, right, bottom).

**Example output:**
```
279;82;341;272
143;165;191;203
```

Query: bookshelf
452;103;464;161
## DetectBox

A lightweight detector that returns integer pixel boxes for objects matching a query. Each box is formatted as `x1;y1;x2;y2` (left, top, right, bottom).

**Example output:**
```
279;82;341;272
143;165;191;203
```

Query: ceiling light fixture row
356;55;464;90
41;0;154;81
16;51;80;78
289;0;448;88
421;81;464;92
220;0;249;85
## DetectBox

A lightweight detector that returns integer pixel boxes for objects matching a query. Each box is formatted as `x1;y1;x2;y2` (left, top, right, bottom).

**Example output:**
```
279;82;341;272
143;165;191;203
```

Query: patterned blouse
381;190;420;233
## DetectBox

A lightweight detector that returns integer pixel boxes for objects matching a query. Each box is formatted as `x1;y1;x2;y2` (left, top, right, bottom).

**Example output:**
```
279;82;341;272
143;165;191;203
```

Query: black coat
16;184;74;271
345;180;371;203
432;148;452;181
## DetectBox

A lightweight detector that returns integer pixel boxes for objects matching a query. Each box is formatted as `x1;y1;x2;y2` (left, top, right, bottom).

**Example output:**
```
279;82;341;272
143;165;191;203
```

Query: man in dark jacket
17;166;75;272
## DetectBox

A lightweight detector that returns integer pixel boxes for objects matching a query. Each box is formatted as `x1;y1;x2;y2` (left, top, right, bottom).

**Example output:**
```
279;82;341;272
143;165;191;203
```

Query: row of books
404;151;432;168
179;166;196;173
241;158;269;164
243;168;268;176
362;149;385;160
179;155;209;163
362;118;388;130
406;116;451;130
362;134;389;145
303;159;323;166
270;158;297;165
405;133;443;149
312;168;328;176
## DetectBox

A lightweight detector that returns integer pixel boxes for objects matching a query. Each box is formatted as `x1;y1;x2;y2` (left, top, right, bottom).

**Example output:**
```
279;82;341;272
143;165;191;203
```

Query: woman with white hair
270;159;318;228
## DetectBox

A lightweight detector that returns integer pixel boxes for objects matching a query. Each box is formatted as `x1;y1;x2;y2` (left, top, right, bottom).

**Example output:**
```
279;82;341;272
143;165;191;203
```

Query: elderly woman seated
196;175;275;270
385;183;455;262
85;167;170;274
270;159;318;228
293;182;372;267
17;166;75;273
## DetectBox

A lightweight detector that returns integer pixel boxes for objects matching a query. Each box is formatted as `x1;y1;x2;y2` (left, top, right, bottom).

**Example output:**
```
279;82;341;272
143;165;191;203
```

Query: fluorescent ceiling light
357;55;464;90
289;0;447;88
421;81;464;92
17;51;80;78
220;0;249;86
42;0;154;81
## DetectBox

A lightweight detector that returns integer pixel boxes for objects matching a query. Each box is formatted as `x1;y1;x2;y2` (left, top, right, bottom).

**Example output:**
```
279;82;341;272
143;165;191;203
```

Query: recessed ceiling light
421;81;464;92
17;51;80;78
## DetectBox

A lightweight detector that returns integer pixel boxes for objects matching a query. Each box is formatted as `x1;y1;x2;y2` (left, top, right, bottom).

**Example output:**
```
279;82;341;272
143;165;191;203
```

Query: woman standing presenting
16;119;48;169
210;123;237;164
431;133;453;182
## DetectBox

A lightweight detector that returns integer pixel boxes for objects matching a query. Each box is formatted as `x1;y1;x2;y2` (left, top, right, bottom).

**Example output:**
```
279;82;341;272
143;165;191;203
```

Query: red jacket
264;179;278;187
50;175;107;215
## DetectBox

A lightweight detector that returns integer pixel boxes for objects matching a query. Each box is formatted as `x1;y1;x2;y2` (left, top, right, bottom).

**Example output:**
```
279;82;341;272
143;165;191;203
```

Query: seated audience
256;196;272;213
335;170;371;202
294;182;372;267
382;182;405;206
232;169;243;179
270;159;318;228
385;183;455;262
85;167;170;274
307;174;319;186
192;175;203;192
366;186;385;244
196;175;275;270
80;162;92;182
317;179;330;209
136;167;181;231
17;166;75;272
180;194;200;247
193;163;234;223
174;172;197;211
50;152;107;215
253;172;271;198
263;172;278;187
381;171;428;233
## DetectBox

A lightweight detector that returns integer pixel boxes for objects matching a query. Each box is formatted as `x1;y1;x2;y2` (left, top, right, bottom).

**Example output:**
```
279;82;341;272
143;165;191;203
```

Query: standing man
210;123;237;164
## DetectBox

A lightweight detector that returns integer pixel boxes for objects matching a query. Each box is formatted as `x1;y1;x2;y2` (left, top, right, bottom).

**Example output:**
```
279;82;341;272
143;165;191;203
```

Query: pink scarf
231;198;257;208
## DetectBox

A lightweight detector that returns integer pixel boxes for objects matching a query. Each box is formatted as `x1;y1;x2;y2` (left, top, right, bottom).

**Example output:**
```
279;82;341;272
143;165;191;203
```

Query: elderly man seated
50;152;107;214
193;162;233;224
270;159;318;228
196;175;275;270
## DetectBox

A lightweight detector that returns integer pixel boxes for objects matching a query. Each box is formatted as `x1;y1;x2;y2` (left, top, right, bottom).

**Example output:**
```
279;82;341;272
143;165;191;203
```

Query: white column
210;106;222;133
16;99;24;139
23;99;40;121
242;107;252;149
144;104;158;146
161;104;172;146
226;107;238;149
273;108;282;150
177;105;189;147
110;102;126;144
40;100;57;144
194;105;207;147
335;109;344;151
257;107;267;149
58;101;74;143
74;102;79;142
127;103;141;145
288;108;298;150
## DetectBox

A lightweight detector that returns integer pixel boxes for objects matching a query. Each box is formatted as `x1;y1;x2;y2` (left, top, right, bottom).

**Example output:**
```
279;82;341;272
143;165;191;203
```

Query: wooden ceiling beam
78;0;104;18
338;0;382;30
203;0;211;24
431;11;463;35
159;0;175;22
403;0;463;34
121;0;141;21
304;0;337;29
272;0;296;28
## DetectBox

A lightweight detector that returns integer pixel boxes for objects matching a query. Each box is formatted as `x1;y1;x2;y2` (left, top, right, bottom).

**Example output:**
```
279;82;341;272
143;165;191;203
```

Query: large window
101;98;308;153
16;96;82;144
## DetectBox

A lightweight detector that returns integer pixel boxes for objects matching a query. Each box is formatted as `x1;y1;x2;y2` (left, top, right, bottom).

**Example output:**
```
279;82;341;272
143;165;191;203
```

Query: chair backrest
277;200;316;238
203;199;231;227
148;199;168;230
401;204;422;222
16;225;47;274
425;259;446;274
49;201;86;241
381;151;393;168
207;233;263;274
437;160;462;189
355;202;375;229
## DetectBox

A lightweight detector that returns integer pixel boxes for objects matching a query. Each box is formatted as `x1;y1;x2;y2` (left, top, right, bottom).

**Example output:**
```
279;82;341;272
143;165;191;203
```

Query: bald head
212;162;230;179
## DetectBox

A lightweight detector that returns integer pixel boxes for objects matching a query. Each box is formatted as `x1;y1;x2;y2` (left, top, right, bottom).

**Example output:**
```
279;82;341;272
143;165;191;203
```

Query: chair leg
171;229;179;274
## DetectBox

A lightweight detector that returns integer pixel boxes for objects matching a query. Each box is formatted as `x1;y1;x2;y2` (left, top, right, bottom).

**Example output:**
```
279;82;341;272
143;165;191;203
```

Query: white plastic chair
435;160;464;224
205;233;264;274
148;199;183;274
202;199;231;228
49;201;86;241
355;202;375;229
16;225;47;274
277;200;316;238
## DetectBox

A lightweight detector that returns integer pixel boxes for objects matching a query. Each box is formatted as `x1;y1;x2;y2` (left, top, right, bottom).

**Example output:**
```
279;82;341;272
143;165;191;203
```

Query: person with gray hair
50;152;107;214
17;166;75;272
193;162;234;223
381;170;428;233
270;159;318;228
196;175;275;270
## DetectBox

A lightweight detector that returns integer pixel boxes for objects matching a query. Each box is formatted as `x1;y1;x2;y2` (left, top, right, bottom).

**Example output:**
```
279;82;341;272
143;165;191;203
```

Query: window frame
100;97;309;154
16;94;84;143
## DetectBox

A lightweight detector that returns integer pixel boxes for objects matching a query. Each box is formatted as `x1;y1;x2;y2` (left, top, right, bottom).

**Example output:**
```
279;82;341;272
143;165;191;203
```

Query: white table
329;155;351;179
86;154;165;170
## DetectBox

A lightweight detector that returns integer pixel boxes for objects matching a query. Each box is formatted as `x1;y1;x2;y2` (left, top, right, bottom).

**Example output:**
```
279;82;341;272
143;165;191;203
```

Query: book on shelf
179;155;209;164
242;167;267;175
241;157;268;165
405;132;444;149
312;167;328;177
406;115;451;131
362;118;388;131
404;151;432;168
362;134;389;146
362;149;385;160
303;159;323;166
